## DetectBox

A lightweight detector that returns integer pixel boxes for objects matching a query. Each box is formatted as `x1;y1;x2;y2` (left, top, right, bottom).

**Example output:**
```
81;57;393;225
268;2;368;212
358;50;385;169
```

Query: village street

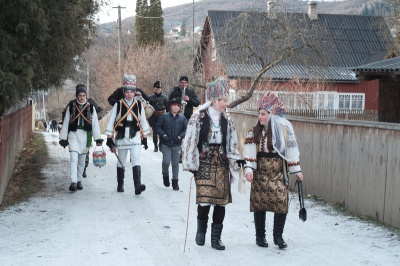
0;131;399;266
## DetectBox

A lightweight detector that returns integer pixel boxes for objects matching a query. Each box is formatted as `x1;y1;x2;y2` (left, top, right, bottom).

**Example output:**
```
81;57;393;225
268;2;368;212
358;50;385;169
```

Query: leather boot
117;167;124;192
211;223;225;250
133;166;146;195
163;173;170;187
195;217;208;246
82;168;87;178
154;143;158;152
254;211;268;247
273;213;288;249
171;178;179;191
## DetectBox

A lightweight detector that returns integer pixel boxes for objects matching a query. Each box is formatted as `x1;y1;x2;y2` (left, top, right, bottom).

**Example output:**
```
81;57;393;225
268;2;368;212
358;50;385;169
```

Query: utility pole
86;65;90;98
113;5;126;87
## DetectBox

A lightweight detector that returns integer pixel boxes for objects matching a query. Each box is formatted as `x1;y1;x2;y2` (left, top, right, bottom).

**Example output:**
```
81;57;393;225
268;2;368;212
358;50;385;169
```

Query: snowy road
0;131;399;266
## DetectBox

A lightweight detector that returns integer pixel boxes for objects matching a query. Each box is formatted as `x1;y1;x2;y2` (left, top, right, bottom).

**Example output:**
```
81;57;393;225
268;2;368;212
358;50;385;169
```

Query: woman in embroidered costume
105;72;150;195
182;76;245;250
242;92;304;249
59;84;103;192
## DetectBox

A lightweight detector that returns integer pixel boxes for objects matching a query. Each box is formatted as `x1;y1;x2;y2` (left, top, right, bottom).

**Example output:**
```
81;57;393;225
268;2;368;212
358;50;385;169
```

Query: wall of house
379;77;400;123
230;110;400;228
334;79;379;110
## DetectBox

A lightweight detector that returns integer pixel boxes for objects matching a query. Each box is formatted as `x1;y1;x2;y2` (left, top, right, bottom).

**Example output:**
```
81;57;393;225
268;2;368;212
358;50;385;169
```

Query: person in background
242;92;304;249
148;81;168;152
182;77;245;250
59;84;103;191
105;72;150;195
168;76;199;120
155;97;187;190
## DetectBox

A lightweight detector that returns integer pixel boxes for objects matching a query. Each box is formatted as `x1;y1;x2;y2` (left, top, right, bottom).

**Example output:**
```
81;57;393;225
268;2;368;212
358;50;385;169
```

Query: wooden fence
230;110;400;228
0;106;34;204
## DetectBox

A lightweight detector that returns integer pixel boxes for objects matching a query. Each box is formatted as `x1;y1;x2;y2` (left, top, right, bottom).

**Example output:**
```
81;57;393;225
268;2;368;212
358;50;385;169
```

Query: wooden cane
184;175;194;253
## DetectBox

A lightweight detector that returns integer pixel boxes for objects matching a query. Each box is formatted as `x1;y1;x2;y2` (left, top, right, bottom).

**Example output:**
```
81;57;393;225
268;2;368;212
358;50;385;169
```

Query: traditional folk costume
182;77;242;250
148;80;168;152
59;85;102;191
242;92;302;249
105;72;150;195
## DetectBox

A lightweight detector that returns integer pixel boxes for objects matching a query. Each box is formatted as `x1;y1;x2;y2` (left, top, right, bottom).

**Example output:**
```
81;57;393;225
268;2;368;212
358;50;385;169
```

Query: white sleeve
182;113;200;171
59;108;70;140
91;108;102;140
105;103;118;137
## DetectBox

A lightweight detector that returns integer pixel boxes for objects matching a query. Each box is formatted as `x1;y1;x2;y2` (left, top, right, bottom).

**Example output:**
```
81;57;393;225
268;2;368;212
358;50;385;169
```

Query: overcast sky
97;0;198;23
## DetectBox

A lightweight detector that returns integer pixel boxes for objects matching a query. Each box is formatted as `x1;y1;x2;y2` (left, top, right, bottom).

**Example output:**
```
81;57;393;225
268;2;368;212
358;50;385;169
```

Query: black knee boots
154;143;158;152
195;217;208;246
117;167;124;192
171;178;179;191
163;173;170;187
254;211;269;247
132;166;146;195
273;213;288;249
211;223;225;250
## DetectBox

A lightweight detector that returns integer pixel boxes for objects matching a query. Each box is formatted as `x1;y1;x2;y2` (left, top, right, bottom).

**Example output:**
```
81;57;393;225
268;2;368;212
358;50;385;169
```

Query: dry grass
0;132;48;210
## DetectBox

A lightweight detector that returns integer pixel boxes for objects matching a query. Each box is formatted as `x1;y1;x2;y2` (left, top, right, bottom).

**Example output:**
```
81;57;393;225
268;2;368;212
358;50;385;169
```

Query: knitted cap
123;71;137;90
205;76;230;101
76;84;87;97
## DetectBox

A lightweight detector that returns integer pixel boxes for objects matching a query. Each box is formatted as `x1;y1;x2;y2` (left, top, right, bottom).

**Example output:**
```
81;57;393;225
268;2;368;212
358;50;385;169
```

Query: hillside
97;0;389;35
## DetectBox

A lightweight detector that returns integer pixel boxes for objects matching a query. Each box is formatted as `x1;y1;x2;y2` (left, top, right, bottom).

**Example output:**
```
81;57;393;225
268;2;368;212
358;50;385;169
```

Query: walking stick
184;175;194;253
114;152;125;171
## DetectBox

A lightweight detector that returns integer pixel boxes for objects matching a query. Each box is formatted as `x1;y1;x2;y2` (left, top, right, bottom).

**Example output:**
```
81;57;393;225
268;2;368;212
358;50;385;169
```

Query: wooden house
194;1;392;112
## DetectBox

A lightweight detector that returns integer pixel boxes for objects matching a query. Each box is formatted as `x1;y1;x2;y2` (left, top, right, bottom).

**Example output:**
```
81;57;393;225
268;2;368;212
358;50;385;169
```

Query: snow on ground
0;131;399;266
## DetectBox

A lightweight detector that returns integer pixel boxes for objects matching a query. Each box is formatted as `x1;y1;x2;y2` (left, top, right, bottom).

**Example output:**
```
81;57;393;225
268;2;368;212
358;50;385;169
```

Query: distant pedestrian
149;81;168;152
59;84;103;192
155;97;187;190
242;92;304;249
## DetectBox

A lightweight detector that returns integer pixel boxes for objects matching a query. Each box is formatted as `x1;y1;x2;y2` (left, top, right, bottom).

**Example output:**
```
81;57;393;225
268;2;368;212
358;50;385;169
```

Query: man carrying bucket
59;84;103;192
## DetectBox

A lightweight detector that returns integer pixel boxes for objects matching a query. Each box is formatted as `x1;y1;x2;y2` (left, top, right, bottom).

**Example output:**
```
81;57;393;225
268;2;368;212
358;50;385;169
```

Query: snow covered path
0;131;399;266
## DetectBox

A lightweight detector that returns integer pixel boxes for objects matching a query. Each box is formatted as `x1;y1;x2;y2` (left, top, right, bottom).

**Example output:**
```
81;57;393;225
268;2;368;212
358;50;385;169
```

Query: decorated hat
76;84;87;97
179;76;189;83
153;81;161;88
258;92;288;116
123;70;137;91
205;76;230;101
168;97;181;107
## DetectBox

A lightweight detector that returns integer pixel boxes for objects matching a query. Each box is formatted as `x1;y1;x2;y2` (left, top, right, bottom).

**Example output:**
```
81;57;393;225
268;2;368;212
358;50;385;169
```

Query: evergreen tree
0;0;101;116
136;0;164;46
148;0;165;45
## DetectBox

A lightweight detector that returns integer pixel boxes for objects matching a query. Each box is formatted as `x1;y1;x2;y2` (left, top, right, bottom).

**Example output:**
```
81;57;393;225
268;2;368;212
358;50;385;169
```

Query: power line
135;0;203;19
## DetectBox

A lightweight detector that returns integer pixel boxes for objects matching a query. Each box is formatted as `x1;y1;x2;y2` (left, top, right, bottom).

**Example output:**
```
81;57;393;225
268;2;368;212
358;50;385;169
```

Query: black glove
189;170;198;177
59;139;68;148
106;138;115;148
174;136;182;144
236;160;246;168
141;138;148;150
95;139;104;145
162;134;170;142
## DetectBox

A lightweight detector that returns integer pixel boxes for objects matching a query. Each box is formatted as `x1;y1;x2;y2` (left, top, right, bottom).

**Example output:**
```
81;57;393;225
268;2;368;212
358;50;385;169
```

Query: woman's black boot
211;223;225;250
273;213;288;249
254;211;268;247
195;217;208;246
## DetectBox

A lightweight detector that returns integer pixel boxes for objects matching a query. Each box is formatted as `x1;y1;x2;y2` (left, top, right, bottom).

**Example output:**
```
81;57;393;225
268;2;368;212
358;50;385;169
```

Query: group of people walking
58;73;304;251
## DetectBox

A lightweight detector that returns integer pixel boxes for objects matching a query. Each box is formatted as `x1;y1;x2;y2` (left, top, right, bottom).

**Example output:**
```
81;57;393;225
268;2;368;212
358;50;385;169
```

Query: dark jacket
107;87;149;106
149;93;168;112
155;112;187;147
168;86;199;120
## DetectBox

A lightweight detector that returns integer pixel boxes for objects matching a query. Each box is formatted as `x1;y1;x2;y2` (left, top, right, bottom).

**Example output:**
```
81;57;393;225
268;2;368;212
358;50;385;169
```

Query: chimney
308;1;318;20
267;1;276;19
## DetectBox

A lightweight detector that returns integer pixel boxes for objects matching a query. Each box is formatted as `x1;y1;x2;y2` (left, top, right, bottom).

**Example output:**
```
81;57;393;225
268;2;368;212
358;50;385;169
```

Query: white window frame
338;93;365;111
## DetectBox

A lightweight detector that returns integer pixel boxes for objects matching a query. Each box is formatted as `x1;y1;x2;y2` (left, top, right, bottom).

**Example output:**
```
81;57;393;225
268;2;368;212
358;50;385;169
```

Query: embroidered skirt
250;152;289;213
195;145;231;205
